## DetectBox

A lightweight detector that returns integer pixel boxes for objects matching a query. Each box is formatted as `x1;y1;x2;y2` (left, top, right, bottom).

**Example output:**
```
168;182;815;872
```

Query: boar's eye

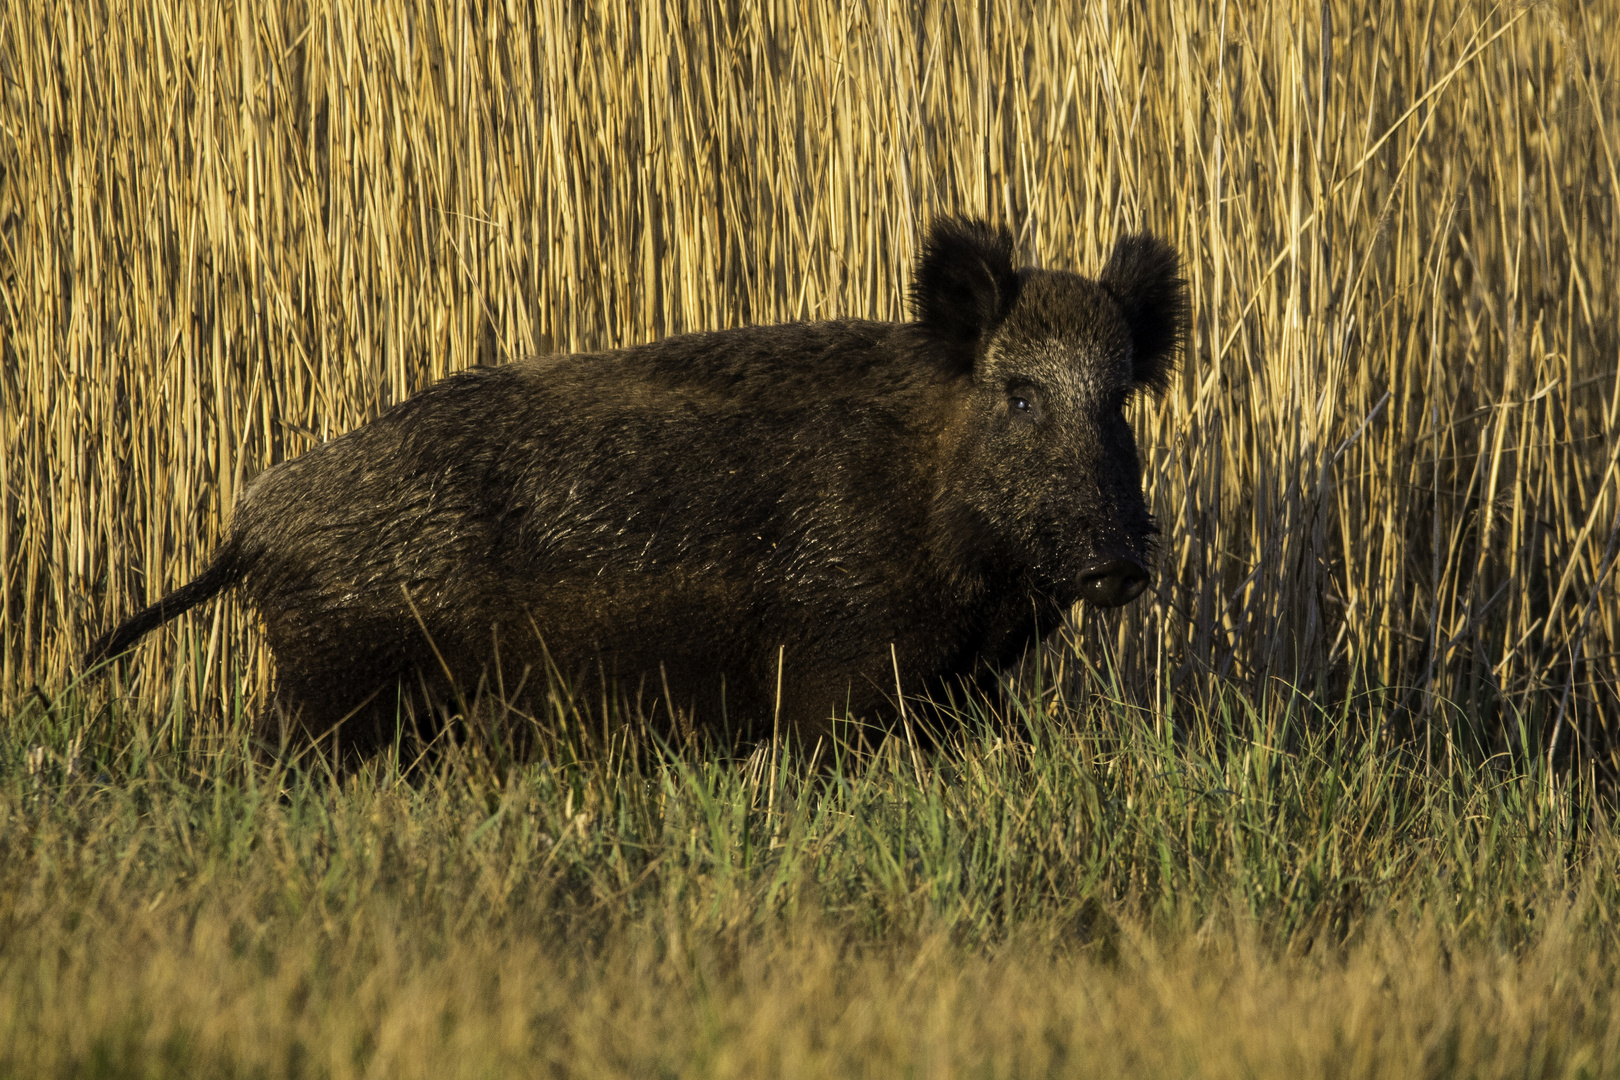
1008;388;1042;424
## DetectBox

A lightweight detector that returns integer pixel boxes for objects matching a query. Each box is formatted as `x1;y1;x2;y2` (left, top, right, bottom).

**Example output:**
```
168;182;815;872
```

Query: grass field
4;0;1620;1075
5;668;1618;1077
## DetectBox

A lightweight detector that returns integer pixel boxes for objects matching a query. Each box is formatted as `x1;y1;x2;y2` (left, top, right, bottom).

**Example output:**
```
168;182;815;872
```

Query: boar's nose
1077;558;1150;607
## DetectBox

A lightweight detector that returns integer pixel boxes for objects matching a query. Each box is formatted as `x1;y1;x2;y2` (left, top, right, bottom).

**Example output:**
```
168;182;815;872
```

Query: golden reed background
3;0;1618;754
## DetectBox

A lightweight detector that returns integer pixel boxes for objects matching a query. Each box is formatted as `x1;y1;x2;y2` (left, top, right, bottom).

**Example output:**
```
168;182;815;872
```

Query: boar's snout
1077;557;1150;607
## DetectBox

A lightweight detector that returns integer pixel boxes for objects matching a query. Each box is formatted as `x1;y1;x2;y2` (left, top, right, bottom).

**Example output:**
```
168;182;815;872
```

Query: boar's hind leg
260;626;429;761
265;639;528;762
264;666;407;762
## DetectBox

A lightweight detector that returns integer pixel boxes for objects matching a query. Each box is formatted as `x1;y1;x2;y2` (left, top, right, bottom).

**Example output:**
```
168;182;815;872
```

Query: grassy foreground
4;667;1616;1079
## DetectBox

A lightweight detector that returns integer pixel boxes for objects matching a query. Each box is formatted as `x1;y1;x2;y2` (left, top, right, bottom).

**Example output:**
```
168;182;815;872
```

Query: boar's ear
1099;233;1188;397
910;218;1021;361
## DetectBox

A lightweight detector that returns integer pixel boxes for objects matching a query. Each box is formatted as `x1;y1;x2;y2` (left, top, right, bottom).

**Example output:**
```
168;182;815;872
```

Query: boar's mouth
1076;557;1150;607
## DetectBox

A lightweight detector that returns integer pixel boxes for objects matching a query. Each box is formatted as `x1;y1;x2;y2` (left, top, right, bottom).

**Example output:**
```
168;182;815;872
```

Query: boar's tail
83;547;246;671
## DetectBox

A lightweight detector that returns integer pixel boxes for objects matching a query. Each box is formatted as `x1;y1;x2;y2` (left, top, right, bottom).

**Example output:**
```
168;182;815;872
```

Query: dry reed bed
2;0;1618;752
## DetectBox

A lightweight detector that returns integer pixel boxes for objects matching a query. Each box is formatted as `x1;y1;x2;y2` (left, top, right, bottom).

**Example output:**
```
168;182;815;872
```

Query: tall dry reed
3;0;1617;756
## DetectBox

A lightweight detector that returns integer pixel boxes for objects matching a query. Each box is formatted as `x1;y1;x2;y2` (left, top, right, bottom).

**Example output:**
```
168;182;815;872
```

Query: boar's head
915;219;1188;612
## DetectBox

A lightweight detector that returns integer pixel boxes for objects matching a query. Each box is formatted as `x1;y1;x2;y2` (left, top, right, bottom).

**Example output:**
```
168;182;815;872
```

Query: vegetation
4;0;1619;1075
5;666;1618;1078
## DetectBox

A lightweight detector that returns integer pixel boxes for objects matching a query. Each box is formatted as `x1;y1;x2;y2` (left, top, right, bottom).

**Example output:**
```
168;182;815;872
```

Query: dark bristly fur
87;217;1188;757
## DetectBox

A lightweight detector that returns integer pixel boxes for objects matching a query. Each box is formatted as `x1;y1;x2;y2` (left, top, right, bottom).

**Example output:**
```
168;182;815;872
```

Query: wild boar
88;218;1186;756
